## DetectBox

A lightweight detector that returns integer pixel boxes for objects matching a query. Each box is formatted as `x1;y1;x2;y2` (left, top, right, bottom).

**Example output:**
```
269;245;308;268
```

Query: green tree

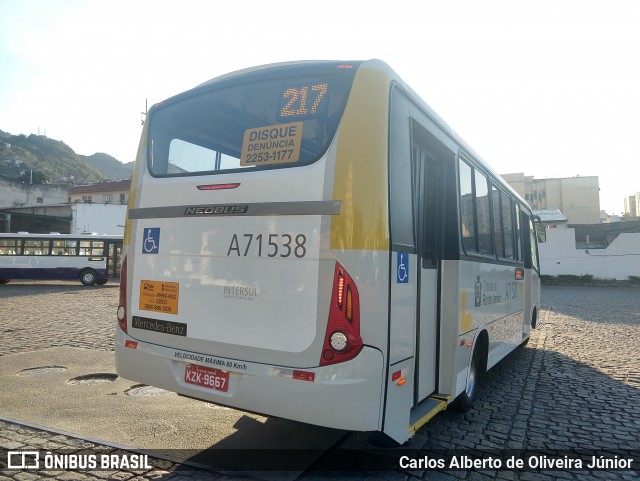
17;170;51;184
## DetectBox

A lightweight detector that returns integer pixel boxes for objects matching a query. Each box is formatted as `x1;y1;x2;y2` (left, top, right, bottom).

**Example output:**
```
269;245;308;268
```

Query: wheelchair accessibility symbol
142;227;160;254
397;252;409;283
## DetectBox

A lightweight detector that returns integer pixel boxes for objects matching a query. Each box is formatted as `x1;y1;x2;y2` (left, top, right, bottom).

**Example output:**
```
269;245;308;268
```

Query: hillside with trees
0;130;132;184
80;152;134;180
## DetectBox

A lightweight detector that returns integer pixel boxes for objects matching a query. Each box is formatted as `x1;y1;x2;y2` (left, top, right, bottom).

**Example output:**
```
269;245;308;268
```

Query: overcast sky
1;0;638;214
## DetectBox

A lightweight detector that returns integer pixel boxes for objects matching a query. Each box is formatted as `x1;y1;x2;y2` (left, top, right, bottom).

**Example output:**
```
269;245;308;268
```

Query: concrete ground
0;282;639;480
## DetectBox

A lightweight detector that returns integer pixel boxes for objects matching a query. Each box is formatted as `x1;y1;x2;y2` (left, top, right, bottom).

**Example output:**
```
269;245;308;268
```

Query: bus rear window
148;63;359;176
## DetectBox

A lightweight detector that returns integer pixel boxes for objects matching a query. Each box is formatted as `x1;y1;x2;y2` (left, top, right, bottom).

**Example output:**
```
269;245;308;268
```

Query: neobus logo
184;205;249;216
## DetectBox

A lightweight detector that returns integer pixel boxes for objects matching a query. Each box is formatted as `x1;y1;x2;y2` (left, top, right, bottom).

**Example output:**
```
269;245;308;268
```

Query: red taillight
117;256;127;333
292;370;315;382
320;263;362;366
197;183;240;191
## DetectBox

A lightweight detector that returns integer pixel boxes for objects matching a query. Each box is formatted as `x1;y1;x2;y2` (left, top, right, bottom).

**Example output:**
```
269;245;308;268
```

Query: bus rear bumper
115;330;385;432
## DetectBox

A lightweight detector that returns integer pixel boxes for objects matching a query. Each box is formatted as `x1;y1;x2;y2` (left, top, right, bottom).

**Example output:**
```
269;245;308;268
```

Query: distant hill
80;153;133;180
0;130;131;183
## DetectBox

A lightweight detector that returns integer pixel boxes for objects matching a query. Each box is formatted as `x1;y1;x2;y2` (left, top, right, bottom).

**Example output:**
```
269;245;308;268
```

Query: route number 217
280;84;328;117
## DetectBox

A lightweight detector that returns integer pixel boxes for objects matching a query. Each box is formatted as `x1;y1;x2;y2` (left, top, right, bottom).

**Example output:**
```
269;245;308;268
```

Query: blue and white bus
115;60;542;444
0;233;123;286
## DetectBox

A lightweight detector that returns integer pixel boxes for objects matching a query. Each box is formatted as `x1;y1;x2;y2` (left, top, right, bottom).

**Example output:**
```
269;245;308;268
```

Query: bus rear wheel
80;269;98;286
452;344;481;412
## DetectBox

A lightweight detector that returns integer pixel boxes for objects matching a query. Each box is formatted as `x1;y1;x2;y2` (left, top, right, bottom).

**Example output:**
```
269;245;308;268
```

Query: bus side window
529;218;540;271
459;158;493;256
80;241;90;256
92;242;105;256
459;160;476;253
492;186;516;261
474;170;492;255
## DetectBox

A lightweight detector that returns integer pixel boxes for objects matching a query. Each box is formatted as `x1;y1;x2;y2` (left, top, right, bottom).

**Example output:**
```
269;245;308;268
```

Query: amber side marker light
337;274;345;307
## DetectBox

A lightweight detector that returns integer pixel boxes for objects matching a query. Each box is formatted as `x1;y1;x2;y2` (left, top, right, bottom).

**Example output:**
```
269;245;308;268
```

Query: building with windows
0;176;69;207
1;179;130;234
501;173;600;224
624;193;639;217
68;180;130;205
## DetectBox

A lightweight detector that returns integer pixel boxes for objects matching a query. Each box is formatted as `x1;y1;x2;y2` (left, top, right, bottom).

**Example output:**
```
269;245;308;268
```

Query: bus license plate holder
184;364;229;392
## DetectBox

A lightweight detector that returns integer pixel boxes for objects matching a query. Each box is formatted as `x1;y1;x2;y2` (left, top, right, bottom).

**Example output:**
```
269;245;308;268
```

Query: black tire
0;279;10;285
519;308;537;347
452;344;481;412
531;308;538;329
80;269;97;286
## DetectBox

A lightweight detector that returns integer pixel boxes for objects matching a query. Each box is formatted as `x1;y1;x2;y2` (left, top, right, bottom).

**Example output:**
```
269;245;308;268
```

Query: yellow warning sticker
139;280;179;315
240;122;303;166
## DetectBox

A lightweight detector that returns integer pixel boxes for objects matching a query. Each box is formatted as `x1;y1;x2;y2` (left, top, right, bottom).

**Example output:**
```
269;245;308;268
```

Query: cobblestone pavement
0;281;117;356
1;282;639;480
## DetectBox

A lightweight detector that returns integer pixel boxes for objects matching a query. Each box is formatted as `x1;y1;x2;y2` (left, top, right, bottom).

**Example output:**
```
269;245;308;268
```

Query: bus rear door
384;88;455;443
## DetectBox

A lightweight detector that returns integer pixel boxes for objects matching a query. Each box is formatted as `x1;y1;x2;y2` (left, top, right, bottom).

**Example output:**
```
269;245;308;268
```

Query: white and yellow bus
115;60;541;444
